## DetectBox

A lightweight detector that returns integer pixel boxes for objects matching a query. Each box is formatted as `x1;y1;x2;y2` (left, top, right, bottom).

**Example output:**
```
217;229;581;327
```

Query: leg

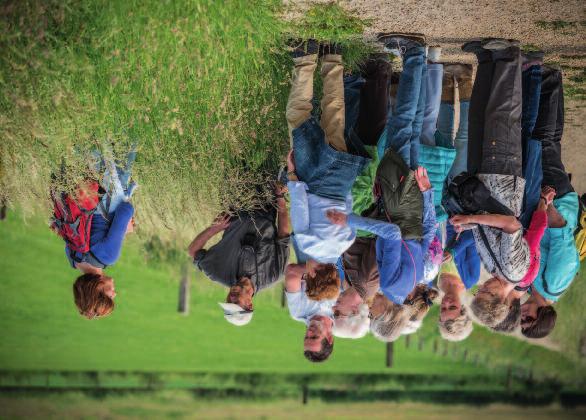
521;65;543;170
343;74;365;140
354;56;391;146
421;63;443;146
447;100;471;182
320;54;346;151
385;47;426;167
479;47;523;177
408;61;428;167
286;54;318;146
536;67;573;196
467;50;495;174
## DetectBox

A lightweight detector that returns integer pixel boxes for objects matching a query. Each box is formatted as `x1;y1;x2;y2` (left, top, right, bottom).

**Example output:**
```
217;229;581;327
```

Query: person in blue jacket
68;148;137;319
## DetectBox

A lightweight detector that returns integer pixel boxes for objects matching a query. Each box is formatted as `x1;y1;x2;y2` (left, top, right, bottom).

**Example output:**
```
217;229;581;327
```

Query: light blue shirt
286;282;335;325
533;192;580;302
288;180;356;264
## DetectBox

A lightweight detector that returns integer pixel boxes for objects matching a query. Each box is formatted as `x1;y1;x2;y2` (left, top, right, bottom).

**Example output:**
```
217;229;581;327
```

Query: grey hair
438;305;473;342
370;305;410;343
333;303;370;339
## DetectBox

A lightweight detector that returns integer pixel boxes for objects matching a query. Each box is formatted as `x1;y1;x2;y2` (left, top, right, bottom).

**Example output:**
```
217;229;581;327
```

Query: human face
521;296;539;330
475;277;507;302
333;287;362;319
304;315;332;352
227;278;254;311
440;293;461;322
101;276;116;299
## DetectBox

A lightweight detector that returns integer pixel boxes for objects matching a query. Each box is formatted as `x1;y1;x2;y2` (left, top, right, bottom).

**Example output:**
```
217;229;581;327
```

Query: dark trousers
354;57;391;146
468;47;523;177
533;66;573;197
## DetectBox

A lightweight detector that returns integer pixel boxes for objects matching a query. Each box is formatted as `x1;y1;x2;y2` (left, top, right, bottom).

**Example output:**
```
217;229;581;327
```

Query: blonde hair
370;304;410;342
438;305;473;341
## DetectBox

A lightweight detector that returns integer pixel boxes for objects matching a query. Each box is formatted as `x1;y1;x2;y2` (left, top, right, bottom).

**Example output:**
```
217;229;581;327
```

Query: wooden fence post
386;342;394;368
302;384;309;404
281;284;286;308
418;337;424;351
433;339;438;354
178;263;191;315
462;349;468;362
405;335;411;348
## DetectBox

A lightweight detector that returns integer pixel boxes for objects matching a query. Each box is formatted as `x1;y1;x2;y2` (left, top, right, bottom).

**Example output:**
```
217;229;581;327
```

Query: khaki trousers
286;54;346;151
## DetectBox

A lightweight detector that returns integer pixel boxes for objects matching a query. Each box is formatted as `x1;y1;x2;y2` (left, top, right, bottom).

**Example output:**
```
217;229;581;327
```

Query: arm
187;214;230;259
287;180;310;233
285;263;305;293
347;214;402;240
93;202;134;265
452;214;522;234
276;196;290;239
524;208;547;252
546;204;566;228
420;189;437;251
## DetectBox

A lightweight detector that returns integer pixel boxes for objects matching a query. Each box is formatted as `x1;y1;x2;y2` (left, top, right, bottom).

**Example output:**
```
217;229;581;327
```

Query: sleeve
92;202;134;265
421;189;438;252
287;180;310;234
193;249;208;268
285;289;308;320
523;210;547;253
274;235;291;277
347;214;402;240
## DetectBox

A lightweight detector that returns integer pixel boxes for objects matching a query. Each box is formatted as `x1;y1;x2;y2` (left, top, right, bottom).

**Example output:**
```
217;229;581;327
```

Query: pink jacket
517;210;547;289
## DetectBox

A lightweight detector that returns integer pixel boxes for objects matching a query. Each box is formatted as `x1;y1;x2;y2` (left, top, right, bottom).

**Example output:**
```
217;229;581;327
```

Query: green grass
0;0;370;247
2;391;586;420
1;213;585;388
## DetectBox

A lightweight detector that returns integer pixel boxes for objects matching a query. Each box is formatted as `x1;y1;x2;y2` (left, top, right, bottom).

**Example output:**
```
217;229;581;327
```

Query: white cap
218;302;253;326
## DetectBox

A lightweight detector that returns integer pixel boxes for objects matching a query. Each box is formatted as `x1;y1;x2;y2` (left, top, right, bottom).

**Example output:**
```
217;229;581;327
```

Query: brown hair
439;306;473;342
304;338;333;363
470;293;509;327
406;285;439;322
73;273;114;319
492;298;521;333
521;305;557;339
305;264;340;301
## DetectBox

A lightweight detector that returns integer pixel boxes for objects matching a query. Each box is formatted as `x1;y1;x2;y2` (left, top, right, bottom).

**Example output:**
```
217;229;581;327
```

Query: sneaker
427;45;442;63
481;38;520;51
287;38;320;58
377;32;426;54
319;41;343;57
522;48;544;69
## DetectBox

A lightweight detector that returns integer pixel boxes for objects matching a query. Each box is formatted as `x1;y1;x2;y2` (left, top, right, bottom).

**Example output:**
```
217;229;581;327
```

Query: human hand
274;181;288;197
414;167;431;192
210;213;231;232
541;186;556;205
125;217;135;235
286;149;296;173
326;209;348;226
449;214;472;227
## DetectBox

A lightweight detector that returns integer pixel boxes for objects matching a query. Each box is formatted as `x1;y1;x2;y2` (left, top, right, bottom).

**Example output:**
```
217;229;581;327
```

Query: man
285;39;370;270
187;183;290;326
332;237;379;339
285;263;335;363
521;66;580;339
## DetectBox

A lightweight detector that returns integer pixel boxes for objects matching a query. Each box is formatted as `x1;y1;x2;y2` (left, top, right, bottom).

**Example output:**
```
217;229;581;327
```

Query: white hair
402;319;422;335
333;303;370;339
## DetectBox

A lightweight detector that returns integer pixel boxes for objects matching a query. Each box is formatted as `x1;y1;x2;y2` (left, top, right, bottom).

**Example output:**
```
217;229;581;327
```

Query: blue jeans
385;47;427;169
520;65;544;227
421;63;443;146
343;74;365;140
437;100;470;182
93;146;137;216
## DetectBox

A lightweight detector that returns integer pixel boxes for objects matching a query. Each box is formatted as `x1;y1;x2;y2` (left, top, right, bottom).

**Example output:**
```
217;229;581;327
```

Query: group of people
57;33;582;364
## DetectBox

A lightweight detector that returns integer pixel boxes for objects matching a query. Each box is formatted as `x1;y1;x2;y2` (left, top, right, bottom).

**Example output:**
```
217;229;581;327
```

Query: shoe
287;38;320;58
377;32;426;54
358;53;391;78
319;41;343;57
443;63;474;101
461;39;484;54
427;45;442;63
277;165;288;186
481;38;520;51
521;48;544;68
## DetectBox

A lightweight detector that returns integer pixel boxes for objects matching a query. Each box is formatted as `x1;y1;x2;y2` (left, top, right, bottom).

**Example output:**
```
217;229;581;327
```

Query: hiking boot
522;48;545;70
461;39;484;55
277;165;289;186
427;45;442;63
287;38;320;58
481;38;520;50
319;41;343;57
358;53;391;78
377;32;426;54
